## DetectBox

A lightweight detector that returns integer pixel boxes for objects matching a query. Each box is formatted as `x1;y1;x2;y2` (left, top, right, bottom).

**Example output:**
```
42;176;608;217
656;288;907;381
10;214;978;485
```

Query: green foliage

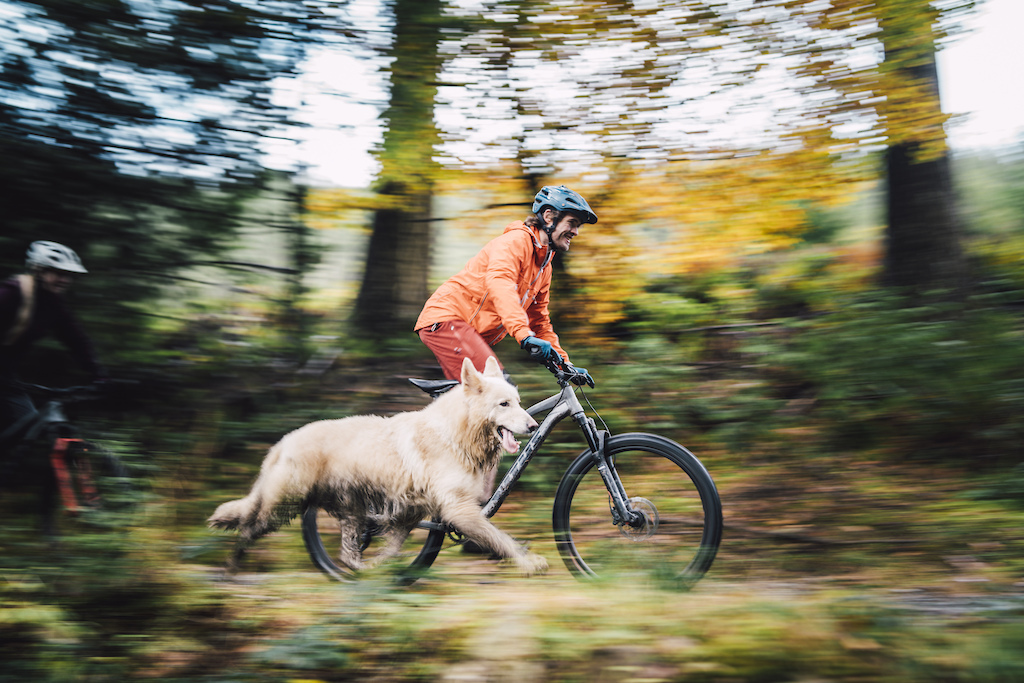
796;199;849;245
5;287;1024;680
1;506;230;682
759;292;1024;460
3;2;1024;679
966;464;1024;508
957;142;1024;236
254;623;353;672
0;0;322;362
747;250;848;318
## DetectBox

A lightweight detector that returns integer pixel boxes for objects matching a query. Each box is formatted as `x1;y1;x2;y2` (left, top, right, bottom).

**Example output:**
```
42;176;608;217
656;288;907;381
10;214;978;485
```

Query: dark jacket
0;275;102;382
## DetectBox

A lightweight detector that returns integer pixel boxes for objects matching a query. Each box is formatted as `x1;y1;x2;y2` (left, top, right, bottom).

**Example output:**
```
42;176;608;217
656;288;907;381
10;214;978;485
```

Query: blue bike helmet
532;185;598;225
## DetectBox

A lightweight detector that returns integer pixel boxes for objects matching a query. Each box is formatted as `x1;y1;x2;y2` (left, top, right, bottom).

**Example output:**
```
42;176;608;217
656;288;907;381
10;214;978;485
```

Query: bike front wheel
301;506;446;585
552;432;722;589
37;438;134;538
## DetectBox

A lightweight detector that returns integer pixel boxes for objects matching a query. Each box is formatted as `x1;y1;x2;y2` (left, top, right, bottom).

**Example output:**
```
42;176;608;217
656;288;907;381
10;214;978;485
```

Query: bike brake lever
529;350;575;383
546;358;573;382
569;373;595;388
528;346;565;373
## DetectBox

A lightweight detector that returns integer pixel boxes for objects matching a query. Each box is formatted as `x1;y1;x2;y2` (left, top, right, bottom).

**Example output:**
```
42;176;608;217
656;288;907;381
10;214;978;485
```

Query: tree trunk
283;180;315;363
880;15;967;296
354;190;432;333
353;0;442;336
883;139;967;294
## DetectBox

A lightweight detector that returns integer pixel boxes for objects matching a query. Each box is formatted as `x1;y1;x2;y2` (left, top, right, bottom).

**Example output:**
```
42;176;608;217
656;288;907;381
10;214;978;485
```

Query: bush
760;292;1024;461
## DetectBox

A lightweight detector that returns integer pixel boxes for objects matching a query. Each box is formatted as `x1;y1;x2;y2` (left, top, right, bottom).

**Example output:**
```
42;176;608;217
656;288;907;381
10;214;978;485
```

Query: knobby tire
301;505;445;585
552;432;722;589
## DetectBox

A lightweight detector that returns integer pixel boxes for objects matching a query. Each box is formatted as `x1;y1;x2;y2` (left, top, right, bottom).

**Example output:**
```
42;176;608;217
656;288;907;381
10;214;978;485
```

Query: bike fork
577;417;641;528
50;438;96;515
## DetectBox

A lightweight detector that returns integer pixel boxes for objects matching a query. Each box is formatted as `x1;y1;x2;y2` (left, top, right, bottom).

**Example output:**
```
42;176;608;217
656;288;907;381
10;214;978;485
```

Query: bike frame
50;436;95;514
420;380;642;533
1;390;96;515
0;393;71;447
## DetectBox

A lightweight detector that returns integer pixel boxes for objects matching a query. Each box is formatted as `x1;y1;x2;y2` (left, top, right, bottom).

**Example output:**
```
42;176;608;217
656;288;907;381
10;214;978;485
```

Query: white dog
209;357;547;576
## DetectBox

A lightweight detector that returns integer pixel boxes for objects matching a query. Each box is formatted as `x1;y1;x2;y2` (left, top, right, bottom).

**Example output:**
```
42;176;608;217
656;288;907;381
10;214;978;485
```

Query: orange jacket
414;220;569;362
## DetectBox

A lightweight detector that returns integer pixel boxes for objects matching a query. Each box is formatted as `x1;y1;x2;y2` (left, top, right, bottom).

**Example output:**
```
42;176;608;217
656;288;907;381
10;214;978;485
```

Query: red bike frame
49;437;98;515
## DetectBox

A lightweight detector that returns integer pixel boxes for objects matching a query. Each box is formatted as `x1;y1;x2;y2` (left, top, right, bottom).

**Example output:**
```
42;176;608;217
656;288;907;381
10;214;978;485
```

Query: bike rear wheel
553;432;722;589
301;506;445;584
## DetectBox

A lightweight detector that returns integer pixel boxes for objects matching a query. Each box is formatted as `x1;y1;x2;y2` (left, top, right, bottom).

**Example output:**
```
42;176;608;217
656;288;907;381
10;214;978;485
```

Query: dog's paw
517;552;548;577
338;555;365;572
207;515;238;531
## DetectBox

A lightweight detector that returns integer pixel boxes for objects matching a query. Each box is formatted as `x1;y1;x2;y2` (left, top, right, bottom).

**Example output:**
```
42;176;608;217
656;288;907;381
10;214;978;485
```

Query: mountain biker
415;186;597;551
0;241;106;445
415;184;597;389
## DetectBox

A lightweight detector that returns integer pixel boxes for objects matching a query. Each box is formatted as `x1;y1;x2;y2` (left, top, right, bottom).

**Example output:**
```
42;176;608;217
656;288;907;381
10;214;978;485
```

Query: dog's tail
208;441;289;531
207;497;252;530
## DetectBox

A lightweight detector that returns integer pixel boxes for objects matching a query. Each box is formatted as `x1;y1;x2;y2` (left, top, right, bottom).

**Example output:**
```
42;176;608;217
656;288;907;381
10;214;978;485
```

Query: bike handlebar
15;379;138;401
527;348;593;387
17;382;97;396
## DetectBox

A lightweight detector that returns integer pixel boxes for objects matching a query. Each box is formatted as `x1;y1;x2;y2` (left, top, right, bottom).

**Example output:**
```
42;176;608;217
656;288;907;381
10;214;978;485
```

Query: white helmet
25;241;88;274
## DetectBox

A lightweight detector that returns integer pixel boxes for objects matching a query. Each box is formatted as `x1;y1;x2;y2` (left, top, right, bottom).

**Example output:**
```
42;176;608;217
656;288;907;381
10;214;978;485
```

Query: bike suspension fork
50;438;96;515
575;416;641;528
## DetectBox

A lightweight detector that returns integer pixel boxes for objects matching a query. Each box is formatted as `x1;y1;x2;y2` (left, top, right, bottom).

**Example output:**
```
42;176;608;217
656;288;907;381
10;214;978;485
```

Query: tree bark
353;0;442;336
880;16;967;296
883;138;967;294
353;189;432;333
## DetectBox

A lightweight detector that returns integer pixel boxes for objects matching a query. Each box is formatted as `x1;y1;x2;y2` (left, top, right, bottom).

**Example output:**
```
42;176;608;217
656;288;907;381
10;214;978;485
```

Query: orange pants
417;320;505;381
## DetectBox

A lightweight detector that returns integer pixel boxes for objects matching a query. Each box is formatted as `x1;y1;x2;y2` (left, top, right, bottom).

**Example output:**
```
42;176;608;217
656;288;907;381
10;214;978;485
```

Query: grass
7;554;1019;681
5;442;1023;681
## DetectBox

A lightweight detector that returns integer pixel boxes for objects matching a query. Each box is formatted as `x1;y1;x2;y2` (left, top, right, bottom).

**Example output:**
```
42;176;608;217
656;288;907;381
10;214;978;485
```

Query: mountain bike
301;357;723;589
0;382;132;537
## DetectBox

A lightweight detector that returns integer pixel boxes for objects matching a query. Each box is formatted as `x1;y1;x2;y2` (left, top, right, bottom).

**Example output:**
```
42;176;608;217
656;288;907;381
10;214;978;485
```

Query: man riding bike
0;241;106;446
414;186;597;550
415;184;597;388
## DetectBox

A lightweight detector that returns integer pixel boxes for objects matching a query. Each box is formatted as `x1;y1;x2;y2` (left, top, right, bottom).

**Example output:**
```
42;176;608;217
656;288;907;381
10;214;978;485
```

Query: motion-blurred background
3;1;1023;680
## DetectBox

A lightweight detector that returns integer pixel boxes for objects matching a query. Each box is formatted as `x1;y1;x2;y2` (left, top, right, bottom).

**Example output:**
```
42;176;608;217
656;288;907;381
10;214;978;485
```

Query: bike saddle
408;378;459;398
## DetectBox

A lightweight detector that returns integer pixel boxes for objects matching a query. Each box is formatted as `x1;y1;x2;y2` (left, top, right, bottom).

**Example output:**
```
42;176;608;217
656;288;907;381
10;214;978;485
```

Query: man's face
37;268;75;295
546;211;583;253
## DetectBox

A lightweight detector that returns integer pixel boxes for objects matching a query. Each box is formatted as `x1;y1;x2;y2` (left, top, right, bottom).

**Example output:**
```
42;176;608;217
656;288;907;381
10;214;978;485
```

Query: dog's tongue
501;428;520;454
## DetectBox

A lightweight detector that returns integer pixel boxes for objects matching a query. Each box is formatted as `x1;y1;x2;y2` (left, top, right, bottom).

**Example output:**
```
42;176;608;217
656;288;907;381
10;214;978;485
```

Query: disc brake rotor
618;497;659;541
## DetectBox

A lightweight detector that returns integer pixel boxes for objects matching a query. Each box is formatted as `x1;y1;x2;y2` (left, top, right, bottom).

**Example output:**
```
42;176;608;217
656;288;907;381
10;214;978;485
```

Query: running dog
208;357;546;576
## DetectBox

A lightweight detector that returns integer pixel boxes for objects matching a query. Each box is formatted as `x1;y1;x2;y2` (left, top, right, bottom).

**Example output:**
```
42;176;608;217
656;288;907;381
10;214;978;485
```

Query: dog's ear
461;357;482;392
483;356;503;378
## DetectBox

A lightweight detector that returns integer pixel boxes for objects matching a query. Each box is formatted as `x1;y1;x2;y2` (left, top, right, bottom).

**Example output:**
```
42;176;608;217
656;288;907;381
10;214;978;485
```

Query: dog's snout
529;420;539;433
